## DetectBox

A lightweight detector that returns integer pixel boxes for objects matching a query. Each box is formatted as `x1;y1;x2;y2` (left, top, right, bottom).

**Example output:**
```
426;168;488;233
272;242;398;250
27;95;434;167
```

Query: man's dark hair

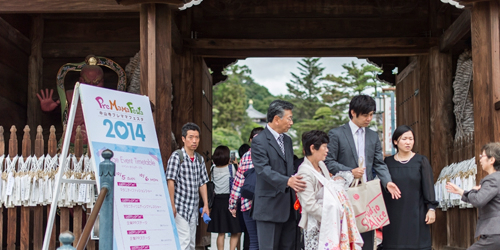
181;122;201;138
302;130;329;156
249;127;264;141
267;100;294;123
392;125;415;152
481;142;500;171
213;145;230;166
238;144;251;158
348;95;376;119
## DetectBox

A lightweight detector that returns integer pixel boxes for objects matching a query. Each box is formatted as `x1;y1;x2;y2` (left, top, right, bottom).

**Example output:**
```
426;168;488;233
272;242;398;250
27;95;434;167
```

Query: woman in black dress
382;125;438;250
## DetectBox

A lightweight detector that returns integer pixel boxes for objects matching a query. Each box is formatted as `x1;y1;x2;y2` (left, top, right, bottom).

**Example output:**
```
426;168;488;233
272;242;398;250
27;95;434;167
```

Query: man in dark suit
252;100;306;250
325;95;401;250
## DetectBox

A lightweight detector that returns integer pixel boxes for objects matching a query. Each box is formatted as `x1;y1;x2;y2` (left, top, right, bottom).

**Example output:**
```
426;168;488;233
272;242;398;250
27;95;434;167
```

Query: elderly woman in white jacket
296;130;362;250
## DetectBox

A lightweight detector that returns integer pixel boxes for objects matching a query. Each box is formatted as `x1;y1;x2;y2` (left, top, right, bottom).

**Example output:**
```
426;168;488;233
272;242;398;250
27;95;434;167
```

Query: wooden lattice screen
0;124;98;250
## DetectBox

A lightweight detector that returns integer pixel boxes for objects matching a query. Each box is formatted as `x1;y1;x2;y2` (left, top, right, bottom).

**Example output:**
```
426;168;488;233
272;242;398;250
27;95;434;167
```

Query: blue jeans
242;210;259;250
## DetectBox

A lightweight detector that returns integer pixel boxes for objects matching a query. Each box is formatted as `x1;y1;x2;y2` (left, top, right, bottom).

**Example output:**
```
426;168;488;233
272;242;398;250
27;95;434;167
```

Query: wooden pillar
33;126;44;250
172;51;194;149
417;55;431;158
47;126;57;249
7;126;18;250
20;126;31;250
429;46;453;250
429;47;454;182
0;127;3;249
471;1;500;182
140;3;173;167
27;15;43;147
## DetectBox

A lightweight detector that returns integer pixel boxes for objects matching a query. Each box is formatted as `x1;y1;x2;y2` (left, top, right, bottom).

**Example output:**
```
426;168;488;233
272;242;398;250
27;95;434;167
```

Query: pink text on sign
121;198;140;203
130;245;150;250
124;215;144;219
127;230;147;235
118;182;137;187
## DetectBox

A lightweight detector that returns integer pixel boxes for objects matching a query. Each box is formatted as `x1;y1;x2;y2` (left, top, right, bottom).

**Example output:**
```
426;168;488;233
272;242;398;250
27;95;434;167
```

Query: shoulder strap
209;165;215;180
228;164;233;176
175;149;184;164
178;150;204;165
195;152;203;165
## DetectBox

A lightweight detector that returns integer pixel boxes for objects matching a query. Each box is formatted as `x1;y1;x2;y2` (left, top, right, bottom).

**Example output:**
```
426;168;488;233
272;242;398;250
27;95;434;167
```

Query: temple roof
246;100;266;120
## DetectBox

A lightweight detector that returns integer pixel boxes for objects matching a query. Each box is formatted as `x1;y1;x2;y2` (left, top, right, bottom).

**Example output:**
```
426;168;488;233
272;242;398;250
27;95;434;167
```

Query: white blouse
212;164;236;194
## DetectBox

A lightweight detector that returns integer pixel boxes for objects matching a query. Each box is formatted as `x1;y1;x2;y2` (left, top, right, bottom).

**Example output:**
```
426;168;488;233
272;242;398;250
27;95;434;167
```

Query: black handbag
205;165;216;208
241;168;256;199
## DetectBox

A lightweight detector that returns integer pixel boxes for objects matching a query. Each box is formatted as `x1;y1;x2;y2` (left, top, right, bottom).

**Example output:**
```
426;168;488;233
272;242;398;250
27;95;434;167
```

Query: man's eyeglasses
479;154;489;159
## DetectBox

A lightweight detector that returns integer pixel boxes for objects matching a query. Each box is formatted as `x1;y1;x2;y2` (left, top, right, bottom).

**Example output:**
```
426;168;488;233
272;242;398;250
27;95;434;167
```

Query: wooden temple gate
0;0;500;249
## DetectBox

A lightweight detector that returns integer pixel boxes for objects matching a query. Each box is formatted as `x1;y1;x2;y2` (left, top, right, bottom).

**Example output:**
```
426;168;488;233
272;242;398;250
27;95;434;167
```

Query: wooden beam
42;12;140;19
155;4;173;165
440;10;471;52
171;17;183;54
0;0;139;13
0;17;30;54
490;2;500;113
42;42;140;58
27;15;43;152
471;1;500;182
140;4;150;97
193;48;430;58
192;18;430;40
428;47;453;250
147;5;156;109
458;0;491;4
140;3;172;165
395;59;418;84
117;0;183;6
186;37;437;50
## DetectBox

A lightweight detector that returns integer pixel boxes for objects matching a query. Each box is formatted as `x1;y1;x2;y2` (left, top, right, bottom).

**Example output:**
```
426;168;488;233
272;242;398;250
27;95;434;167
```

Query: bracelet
428;208;435;211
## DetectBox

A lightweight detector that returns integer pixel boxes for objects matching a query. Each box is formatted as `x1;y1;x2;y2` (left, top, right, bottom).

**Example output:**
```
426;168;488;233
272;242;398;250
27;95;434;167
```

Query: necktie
278;134;285;155
356;128;367;181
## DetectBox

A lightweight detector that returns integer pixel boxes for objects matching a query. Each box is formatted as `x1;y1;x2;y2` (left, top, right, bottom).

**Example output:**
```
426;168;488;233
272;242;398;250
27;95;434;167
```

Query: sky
235;57;370;96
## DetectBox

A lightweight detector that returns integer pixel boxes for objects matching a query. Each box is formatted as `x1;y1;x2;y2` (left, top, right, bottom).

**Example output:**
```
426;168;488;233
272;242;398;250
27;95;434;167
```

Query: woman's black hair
481;142;500;171
392;125;415;152
302;130;329;156
249;127;264;142
213;145;230;166
238;144;251;158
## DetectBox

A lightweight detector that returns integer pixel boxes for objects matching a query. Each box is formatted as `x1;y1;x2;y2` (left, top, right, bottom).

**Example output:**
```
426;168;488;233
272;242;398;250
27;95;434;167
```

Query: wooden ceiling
0;0;467;84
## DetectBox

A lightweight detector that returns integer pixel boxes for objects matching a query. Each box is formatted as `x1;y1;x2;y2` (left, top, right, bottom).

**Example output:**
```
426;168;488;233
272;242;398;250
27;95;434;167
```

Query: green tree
224;64;275;113
292;107;349;156
323;61;383;96
212;80;248;129
322;61;387;141
285;58;326;122
212;127;243;151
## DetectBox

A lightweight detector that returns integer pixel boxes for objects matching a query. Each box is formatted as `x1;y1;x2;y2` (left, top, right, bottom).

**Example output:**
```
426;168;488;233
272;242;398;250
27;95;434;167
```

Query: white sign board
79;84;180;250
383;94;396;155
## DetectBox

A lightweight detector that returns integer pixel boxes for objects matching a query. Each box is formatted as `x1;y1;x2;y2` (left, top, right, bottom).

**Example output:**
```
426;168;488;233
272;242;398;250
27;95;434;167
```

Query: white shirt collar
266;124;281;140
348;120;364;135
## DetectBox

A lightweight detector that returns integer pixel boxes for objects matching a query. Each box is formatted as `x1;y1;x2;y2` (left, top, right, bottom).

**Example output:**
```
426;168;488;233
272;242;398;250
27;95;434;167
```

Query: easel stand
42;83;97;250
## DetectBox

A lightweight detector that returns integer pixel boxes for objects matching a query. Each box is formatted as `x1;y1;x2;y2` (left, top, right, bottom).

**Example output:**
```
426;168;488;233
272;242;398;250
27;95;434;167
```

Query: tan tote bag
346;175;390;233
